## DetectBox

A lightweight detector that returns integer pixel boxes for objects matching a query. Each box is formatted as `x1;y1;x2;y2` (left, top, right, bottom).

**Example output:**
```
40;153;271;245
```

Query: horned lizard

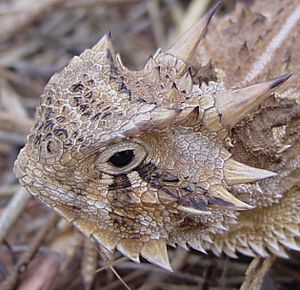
14;0;300;271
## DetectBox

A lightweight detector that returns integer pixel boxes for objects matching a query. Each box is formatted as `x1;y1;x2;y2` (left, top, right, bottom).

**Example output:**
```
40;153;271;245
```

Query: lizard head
14;2;291;270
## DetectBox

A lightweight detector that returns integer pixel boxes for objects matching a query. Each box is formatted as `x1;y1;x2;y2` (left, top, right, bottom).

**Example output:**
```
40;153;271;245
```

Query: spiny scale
208;185;254;210
93;32;114;54
167;1;221;62
178;106;201;126
224;159;277;185
213;73;293;130
92;230;119;253
140;240;172;271
117;239;142;263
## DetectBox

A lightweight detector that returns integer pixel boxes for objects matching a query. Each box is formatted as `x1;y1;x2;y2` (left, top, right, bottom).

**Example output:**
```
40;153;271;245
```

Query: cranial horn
167;1;220;62
224;159;277;185
120;106;181;137
208;185;254;210
92;32;116;60
149;108;182;130
214;73;293;130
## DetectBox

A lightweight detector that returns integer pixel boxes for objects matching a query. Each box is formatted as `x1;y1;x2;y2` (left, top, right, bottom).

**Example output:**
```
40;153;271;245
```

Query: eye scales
14;0;300;271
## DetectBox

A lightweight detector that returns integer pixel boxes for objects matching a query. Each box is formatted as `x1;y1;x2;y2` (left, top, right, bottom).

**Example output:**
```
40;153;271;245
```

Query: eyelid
97;143;137;163
95;141;147;175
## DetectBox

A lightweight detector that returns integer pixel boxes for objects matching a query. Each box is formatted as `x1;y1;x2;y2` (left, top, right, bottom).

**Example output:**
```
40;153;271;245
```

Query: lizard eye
109;150;134;167
95;141;147;175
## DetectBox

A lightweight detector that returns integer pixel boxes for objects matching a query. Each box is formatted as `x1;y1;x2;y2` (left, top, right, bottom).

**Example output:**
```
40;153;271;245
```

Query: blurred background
0;0;300;289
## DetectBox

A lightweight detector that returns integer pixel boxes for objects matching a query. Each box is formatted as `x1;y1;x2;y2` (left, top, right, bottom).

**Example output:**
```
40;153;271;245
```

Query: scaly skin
197;0;300;259
14;1;300;270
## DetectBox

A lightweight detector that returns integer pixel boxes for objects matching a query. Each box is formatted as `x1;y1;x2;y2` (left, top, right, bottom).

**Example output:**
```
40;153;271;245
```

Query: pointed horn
176;69;193;93
167;1;220;62
117;239;142;263
177;241;189;250
92;32;115;54
149;108;182;130
208;186;254;210
177;205;211;215
148;66;161;83
120;106;181;137
224;159;277;185
141;240;173;271
92;32;118;68
188;239;207;254
92;230;120;252
214;72;293;130
116;54;126;70
177;196;211;215
178;106;202;126
167;83;181;102
144;55;159;70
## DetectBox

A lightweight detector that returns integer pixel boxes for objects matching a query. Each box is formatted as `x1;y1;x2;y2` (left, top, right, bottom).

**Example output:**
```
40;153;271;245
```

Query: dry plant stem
0;112;32;136
0;75;32;135
101;270;145;290
0;212;59;290
219;256;230;288
0;142;10;154
16;253;60;290
240;256;276;290
0;185;20;198
94;256;128;273
0;0;63;43
46;231;84;289
174;0;210;37
165;0;185;27
64;0;140;9
55;232;83;271
0;67;43;96
81;239;99;290
138;247;189;290
0;131;27;145
0;41;41;66
101;251;139;290
100;260;205;284
0;75;33;245
274;263;300;284
108;266;133;290
0;188;31;245
0;79;30;118
146;0;165;47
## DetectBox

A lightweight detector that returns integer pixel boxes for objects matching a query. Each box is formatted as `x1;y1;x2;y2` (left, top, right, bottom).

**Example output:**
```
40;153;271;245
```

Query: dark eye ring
108;150;134;167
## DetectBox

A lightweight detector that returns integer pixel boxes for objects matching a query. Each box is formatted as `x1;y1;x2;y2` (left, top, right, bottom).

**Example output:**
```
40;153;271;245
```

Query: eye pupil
109;150;134;167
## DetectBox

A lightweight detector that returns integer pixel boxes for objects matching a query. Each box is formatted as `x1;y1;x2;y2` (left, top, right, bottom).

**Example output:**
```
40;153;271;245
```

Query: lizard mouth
54;204;173;270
